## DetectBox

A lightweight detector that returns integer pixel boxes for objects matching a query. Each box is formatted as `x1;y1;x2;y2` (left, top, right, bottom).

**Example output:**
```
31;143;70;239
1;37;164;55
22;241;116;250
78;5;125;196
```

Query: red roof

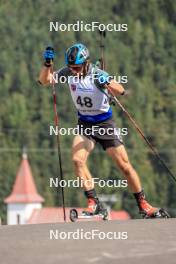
4;153;44;204
27;207;130;224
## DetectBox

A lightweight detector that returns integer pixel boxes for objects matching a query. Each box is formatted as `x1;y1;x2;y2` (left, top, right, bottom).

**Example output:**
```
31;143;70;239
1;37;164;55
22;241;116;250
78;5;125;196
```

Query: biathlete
39;43;166;219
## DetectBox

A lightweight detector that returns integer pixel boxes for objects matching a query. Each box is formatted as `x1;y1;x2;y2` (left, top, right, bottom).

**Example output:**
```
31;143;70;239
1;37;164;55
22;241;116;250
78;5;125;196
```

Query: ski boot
70;198;108;222
82;198;108;220
139;197;170;219
82;198;104;215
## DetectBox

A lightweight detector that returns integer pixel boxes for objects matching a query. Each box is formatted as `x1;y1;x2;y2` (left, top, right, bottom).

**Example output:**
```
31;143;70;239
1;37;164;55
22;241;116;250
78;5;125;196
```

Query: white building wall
7;203;42;225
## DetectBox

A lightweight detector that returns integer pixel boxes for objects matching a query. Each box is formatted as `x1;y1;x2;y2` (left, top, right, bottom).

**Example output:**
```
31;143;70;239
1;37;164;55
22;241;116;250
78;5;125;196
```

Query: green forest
0;0;176;223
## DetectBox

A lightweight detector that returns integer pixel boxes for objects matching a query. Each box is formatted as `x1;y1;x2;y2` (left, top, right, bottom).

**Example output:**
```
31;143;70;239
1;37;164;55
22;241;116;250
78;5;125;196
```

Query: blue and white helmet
65;43;89;65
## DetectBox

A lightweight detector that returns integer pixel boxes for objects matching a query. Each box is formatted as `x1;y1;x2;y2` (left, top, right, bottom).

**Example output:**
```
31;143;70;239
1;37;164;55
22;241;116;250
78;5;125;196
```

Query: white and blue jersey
55;64;112;123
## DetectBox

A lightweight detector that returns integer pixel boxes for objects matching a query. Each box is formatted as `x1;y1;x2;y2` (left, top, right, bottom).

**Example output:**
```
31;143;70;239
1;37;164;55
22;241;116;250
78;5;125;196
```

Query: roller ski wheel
142;208;170;219
69;208;109;222
70;209;78;222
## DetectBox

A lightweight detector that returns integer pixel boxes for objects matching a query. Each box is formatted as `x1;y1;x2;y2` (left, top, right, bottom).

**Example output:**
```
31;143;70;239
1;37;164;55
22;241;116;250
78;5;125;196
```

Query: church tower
4;151;44;225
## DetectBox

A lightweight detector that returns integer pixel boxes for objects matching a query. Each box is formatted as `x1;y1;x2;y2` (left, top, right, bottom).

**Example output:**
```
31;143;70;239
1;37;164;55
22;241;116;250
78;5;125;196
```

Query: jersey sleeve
93;67;113;89
53;66;73;84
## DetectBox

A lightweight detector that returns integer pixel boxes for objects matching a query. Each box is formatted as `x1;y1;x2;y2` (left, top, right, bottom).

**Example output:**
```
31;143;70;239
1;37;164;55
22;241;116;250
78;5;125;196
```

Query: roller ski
141;208;170;219
70;198;109;222
137;191;170;219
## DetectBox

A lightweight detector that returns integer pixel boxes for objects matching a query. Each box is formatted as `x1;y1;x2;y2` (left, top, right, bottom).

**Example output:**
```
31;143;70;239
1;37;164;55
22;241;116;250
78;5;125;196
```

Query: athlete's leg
72;135;104;214
106;145;141;192
106;145;158;216
72;135;95;190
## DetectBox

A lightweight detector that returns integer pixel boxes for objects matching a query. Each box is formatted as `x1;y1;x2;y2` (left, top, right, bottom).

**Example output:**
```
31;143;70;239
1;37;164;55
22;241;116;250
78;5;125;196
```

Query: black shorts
77;117;123;150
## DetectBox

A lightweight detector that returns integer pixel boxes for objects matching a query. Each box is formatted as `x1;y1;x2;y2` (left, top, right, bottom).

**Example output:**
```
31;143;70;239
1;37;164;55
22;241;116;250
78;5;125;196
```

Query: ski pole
97;29;176;183
50;61;66;222
98;29;106;70
107;86;176;183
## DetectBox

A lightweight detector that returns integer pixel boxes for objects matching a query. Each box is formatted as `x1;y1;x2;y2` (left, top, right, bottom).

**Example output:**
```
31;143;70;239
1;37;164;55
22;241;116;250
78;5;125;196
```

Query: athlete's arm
38;66;53;85
38;47;54;85
106;80;125;96
95;68;125;96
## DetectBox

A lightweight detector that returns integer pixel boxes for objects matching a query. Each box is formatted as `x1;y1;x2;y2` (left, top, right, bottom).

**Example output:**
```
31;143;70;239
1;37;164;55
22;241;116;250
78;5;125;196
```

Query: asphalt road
0;219;176;264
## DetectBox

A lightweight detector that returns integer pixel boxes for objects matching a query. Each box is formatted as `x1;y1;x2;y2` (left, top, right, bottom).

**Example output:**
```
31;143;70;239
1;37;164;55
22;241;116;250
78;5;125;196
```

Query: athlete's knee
72;156;87;168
